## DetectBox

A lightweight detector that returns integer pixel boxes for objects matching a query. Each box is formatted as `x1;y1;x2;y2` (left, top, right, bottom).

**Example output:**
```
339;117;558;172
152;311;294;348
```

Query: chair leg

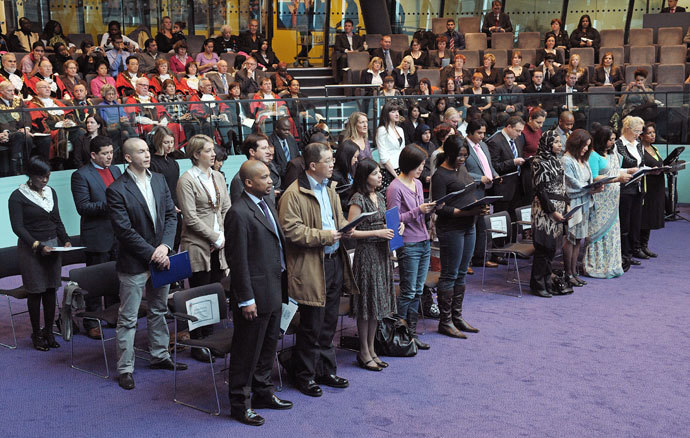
275;352;283;392
173;346;221;415
0;296;18;349
70;318;110;379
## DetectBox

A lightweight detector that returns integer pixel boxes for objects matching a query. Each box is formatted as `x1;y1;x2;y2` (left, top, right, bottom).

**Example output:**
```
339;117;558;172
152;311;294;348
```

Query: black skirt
18;238;62;294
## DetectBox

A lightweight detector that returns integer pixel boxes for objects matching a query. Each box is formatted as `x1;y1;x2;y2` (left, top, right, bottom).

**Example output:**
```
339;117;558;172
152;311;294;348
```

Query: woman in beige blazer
177;134;231;362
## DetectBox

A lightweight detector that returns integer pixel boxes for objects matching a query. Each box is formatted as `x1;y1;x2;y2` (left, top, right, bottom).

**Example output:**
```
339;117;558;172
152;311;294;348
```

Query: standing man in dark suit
370;35;402;75
486;116;526;221
333;19;364;81
481;1;514;37
225;160;293;426
269;117;300;184
71;135;122;339
107;138;186;391
661;0;685;12
442;18;466;51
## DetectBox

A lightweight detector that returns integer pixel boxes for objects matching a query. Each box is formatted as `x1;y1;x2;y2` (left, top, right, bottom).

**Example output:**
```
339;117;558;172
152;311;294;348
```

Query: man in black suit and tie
107;138;186;391
493;69;524;127
269;117;300;185
482;1;513;37
370;35;402;74
661;0;685;12
225;160;293;426
486;116;526;221
524;70;555;117
442;18;466;51
333;19;364;81
71;135;122;339
555;71;587;129
205;60;234;96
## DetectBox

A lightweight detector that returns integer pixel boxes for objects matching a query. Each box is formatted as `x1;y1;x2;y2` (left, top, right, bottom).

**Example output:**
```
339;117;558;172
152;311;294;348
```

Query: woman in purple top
195;38;220;74
341;111;373;162
386;145;436;349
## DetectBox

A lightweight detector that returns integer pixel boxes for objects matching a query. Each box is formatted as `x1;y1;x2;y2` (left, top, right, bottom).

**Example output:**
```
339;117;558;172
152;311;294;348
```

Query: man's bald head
559;111;575;131
123;138;147;157
240;160;273;197
240;160;268;186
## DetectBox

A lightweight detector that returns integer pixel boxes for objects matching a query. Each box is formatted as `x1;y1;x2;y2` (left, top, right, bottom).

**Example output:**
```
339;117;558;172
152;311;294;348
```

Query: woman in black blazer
475;53;500;92
392;55;419;93
403;38;429;68
592;51;624;91
569;14;601;60
359;57;385;114
545;18;570;53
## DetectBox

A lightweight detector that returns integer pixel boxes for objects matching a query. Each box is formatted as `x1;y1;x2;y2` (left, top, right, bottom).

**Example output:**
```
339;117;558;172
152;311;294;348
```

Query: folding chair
0;246;26;349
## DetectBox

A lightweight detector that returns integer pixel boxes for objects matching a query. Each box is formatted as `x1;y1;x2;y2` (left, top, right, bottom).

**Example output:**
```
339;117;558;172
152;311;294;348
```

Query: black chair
514;204;533;243
171;283;232;415
481;211;535;297
0;246;26;349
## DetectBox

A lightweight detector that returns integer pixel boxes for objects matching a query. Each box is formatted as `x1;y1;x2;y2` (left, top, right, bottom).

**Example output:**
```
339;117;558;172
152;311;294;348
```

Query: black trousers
619;191;644;259
83;249;118;329
228;305;281;413
639;229;651;249
530;241;556;291
188;250;223;338
292;253;343;384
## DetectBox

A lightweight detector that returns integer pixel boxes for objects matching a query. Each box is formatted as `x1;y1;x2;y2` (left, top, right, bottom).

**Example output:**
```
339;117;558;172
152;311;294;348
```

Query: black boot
43;327;60;348
420;287;439;319
31;332;49;351
451;285;479;333
437;290;466;338
406;309;430;350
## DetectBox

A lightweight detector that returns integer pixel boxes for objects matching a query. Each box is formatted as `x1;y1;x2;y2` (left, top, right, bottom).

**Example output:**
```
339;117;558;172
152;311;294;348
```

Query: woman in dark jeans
431;135;482;339
9;156;71;350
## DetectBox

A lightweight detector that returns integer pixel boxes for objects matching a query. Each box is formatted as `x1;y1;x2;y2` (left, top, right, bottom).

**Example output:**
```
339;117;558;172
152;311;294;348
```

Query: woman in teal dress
583;125;634;278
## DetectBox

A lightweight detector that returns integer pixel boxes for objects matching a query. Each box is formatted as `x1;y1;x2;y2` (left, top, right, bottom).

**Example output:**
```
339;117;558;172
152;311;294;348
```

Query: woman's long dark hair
352;158;379;196
334;140;359;178
591;124;614;156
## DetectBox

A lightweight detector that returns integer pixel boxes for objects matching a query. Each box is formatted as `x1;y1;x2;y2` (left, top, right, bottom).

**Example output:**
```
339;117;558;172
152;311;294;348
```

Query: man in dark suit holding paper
107;138;185;391
71;135;122;339
486;116;526;221
225;160;293;426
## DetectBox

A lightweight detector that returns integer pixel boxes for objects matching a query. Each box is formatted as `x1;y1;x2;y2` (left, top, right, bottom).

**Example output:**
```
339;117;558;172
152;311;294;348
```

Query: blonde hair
100;84;116;98
186;134;214;165
567;53;586;75
152;126;175;155
622;116;644;132
368;56;383;70
483;53;496;67
343;111;368;141
397;55;416;74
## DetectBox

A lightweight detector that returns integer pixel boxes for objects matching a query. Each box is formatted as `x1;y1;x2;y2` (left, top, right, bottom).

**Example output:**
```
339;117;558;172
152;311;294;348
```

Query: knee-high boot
451;285;479;333
406;308;430;350
437;290;466;338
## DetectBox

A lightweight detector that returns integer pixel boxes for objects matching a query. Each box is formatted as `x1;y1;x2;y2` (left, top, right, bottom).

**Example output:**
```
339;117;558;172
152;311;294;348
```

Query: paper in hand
338;211;377;233
50;246;86;252
561;204;583;222
583;176;616;189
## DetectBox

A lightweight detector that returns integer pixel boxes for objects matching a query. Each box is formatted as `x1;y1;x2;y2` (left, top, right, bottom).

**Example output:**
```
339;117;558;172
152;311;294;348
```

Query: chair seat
180;327;233;356
76;300;148;327
424;271;440;288
502;242;535;258
1;287;28;300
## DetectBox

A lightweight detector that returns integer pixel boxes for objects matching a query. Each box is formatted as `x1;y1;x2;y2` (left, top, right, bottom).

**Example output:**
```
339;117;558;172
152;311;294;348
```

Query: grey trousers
116;271;170;374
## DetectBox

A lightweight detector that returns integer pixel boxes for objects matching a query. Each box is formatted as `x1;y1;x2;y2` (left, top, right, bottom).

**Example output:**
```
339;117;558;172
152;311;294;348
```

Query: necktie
281;138;290;162
472;143;493;179
510;139;520;175
221;74;228;94
384;50;393;71
449;34;455;51
258;199;285;270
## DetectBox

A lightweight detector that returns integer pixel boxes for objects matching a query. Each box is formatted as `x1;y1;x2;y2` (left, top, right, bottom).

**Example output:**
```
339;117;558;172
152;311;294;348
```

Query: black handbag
374;316;418;357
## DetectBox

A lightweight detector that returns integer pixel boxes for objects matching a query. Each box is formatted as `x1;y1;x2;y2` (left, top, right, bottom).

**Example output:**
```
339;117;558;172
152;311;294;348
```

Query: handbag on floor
374;316;418;357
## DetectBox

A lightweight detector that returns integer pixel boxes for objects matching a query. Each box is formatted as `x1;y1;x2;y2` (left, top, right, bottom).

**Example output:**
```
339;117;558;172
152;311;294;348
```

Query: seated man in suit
0;53;25;95
482;1;513;37
189;78;232;146
442;18;466;51
269;116;301;184
555;71;587;129
106;138;186;390
370;35;402;74
333;19;364;82
115;56;143;97
537;53;562;88
137;38;161;74
486;116;526;222
225;160;293;426
661;0;685;12
8;17;40;53
25;58;68;99
493;69;524;127
524;70;556;117
230;133;281;204
0;81;34;175
235;56;267;97
206;60;234;96
71;135;122;338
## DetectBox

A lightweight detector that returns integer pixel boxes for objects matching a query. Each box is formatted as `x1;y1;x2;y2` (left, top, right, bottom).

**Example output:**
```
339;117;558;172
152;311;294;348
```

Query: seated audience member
619;68;657;121
0;81;34;175
100;20;139;50
555;71;587;129
392;55;419;93
236;56;267;97
69;83;96;131
379;75;404;109
214;24;238;55
238;18;264;59
441;54;472;89
537;52;561;88
506;51;530;89
414;78;435;115
359;56;385;114
486;116;526;219
206;60;234;96
148;59;178;94
196;38;220;74
404;38;429;68
463;72;493;128
48;43;72;76
124;77;164;136
269;116;301;181
561;53;589;89
661;0;685;12
443;18;466;51
545;18;570;54
226;81;253;153
59;60;87;100
250;76;291;131
138;38;161;73
493;69;524;126
536;34;564;67
158;78;198;141
25;58;68;99
442;78;462;109
26;80;74;165
476;53;501;92
0;53;26;94
430;35;453;68
279;79;316;139
569;14;600;60
20;41;46;76
273;62;293;95
179;61;201;94
230;133;281;203
482;1;513;36
105;35;131;77
592;52;624;91
333;19;364;80
428;97;448;130
524;70;555;116
8;17;40;52
77;41;107;77
173;22;187;41
169;40;194;74
91;60;117;98
72;114;108;168
370;34;402;74
156;16;183;53
115;56;143;97
256;38;280;72
189;78;233;145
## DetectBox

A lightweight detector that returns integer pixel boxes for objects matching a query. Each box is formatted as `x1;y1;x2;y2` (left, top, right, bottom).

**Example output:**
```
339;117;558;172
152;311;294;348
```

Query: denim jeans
438;225;477;291
396;240;431;319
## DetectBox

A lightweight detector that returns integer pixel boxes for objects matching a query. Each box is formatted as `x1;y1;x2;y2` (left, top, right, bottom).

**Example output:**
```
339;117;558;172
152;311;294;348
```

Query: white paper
567;208;583;228
280;297;299;333
520;209;531;230
489;216;508;239
50;246;86;252
241;117;255;128
185;293;221;331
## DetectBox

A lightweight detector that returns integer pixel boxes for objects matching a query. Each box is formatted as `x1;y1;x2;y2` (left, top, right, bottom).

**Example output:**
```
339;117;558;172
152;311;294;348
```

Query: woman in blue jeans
431;135;482;338
386;145;437;350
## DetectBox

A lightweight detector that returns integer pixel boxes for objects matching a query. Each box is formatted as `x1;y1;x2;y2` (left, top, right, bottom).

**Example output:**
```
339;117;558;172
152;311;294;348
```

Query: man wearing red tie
481;1;513;36
661;0;685;12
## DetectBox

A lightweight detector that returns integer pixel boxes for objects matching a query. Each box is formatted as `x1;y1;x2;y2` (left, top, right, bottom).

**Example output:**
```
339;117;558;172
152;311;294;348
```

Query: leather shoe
191;348;215;363
641;247;658;258
467;266;474;275
231;409;265;426
629;258;641;266
251;394;293;410
296;380;322;397
632;249;649;260
118;372;135;390
532;289;552;298
86;327;102;340
482;260;499;268
315;374;349;388
493;256;508;265
149;358;188;371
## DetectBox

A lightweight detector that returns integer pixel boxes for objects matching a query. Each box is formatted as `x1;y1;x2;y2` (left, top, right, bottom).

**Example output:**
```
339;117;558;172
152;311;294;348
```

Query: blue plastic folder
385;207;404;252
150;251;193;288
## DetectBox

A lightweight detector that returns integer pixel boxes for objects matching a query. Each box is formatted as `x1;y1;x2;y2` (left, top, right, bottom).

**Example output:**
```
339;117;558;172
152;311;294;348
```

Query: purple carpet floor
2;207;689;437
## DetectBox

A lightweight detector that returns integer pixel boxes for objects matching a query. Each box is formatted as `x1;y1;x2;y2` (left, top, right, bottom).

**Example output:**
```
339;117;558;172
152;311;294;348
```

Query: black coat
616;138;645;195
72;163;123;253
481;12;513;35
106;170;177;274
392;69;418;91
225;192;287;314
370;47;402;72
269;133;301;179
592;66;624;91
334;33;364;53
486;131;524;202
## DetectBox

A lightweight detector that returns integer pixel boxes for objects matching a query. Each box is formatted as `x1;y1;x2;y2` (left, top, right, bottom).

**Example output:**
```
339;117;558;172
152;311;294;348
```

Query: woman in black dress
639;122;665;258
569;14;601;60
9;156;71;350
149;126;182;249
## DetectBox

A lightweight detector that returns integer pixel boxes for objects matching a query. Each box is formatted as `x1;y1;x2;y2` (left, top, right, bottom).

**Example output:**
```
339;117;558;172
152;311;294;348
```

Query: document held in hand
280;297;299;334
385;207;404;252
338;211;377;233
150;251;193;289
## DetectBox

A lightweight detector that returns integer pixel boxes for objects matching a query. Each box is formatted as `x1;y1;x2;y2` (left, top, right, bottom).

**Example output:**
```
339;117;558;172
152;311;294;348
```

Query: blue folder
150;251;193;289
385;207;404;252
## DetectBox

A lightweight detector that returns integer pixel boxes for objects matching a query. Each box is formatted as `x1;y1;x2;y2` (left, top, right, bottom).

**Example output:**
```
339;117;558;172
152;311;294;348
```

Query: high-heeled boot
437;290;466;338
406;309;430;350
43;327;60;348
451;285;479;333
